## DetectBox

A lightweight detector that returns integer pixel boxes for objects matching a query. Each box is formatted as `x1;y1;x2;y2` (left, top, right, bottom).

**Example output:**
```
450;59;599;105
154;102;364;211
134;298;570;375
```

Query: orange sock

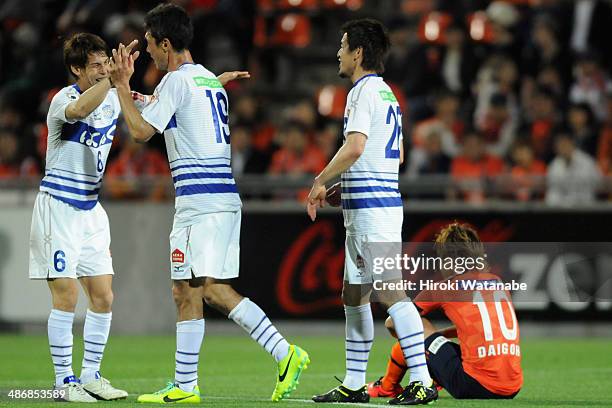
381;342;407;391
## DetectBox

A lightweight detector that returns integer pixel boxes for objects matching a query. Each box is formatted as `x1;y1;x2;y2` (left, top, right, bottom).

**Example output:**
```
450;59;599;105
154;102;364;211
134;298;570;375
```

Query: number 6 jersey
341;74;403;235
41;84;120;210
141;63;241;228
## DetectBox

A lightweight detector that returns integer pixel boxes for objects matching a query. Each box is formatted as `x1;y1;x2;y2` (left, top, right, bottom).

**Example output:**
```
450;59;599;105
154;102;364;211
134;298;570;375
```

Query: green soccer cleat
137;381;200;404
271;344;310;401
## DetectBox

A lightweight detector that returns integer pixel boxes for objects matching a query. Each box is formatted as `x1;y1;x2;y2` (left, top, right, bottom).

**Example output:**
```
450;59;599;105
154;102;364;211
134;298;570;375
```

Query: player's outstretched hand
325;182;341;207
110;40;140;88
218;71;250;86
307;180;327;221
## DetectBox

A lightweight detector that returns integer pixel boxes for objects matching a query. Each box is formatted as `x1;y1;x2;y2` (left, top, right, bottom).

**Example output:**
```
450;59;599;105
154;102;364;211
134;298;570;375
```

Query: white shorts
170;211;241;280
29;192;114;280
344;232;403;284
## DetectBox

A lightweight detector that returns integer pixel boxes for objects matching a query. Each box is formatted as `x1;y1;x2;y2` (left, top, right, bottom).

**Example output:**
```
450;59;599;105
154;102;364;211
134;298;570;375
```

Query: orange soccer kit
380;271;523;399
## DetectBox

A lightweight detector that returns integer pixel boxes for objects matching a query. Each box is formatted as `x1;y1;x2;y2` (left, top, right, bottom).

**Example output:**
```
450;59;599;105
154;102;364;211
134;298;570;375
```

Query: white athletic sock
80;309;112;384
48;309;75;387
175;319;204;392
228;298;290;363
387;302;432;385
342;304;374;390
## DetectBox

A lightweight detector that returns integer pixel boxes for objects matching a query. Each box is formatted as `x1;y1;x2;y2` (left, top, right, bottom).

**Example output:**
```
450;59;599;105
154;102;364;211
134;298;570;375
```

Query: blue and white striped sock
175;319;204;392
81;309;111;384
342;304;374;390
48;309;74;387
229;298;290;363
387;302;431;385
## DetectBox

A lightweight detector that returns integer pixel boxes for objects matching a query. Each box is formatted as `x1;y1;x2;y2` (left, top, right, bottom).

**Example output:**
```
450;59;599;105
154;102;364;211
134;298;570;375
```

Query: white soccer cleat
83;377;128;400
54;382;98;403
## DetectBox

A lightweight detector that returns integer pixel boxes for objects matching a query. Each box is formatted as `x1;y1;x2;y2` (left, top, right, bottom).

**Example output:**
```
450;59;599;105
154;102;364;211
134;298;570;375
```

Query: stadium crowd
0;0;611;203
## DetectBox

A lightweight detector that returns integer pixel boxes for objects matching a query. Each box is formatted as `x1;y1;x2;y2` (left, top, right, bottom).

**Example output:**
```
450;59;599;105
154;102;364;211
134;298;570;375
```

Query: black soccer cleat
312;384;370;403
388;381;438;405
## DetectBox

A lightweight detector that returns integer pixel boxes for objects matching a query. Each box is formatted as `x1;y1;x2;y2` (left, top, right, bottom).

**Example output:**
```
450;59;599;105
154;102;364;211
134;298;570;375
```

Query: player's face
75;52;110;90
337;32;356;79
145;31;168;71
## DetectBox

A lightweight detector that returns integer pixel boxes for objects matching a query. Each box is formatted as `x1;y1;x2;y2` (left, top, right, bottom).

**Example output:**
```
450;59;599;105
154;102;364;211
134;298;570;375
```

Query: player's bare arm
64;78;112;120
307;131;366;221
217;71;250;86
110;43;156;143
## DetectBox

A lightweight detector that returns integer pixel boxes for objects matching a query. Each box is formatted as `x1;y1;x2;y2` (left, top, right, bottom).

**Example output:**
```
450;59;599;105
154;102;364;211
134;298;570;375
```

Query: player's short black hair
63;33;109;77
145;3;193;52
341;18;390;74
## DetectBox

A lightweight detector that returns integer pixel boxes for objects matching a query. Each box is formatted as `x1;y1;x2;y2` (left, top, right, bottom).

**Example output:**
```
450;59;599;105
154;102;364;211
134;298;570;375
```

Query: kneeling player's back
417;271;523;396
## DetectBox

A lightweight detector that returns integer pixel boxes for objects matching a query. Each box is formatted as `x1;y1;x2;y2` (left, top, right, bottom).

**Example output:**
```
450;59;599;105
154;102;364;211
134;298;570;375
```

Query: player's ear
70;65;81;79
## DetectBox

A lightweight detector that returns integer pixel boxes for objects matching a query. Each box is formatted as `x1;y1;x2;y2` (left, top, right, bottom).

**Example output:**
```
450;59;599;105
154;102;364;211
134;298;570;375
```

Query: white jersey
142;63;241;227
341;74;403;235
41;84;120;210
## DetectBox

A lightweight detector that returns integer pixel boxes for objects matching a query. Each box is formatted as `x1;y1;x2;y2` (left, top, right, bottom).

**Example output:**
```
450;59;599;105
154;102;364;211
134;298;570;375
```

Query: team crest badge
102;104;114;119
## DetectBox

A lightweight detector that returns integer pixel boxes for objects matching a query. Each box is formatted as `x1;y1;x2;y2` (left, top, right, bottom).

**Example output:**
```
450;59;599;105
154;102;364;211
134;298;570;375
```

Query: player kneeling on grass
367;222;523;403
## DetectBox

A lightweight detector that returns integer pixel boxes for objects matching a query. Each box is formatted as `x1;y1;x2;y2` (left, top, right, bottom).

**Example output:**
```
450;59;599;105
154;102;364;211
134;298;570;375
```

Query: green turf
0;334;611;407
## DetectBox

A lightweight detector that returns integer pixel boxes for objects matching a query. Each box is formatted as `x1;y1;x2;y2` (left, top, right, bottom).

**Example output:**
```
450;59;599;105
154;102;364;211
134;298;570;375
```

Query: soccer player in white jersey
109;4;309;404
28;33;137;402
307;19;438;405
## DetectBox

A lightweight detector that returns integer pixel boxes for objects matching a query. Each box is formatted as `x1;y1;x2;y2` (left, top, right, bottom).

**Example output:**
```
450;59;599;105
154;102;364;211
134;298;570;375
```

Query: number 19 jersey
341;75;403;235
142;63;242;228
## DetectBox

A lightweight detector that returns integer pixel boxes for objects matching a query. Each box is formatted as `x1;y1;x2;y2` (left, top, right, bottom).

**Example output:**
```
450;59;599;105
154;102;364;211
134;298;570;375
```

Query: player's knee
90;290;113;311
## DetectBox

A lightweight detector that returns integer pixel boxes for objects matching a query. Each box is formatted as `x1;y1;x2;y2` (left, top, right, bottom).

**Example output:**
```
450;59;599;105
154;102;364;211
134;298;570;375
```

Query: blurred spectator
439;21;479;98
569;0;612;68
232;93;276;154
596;92;612;175
508;141;546;201
479;92;518;157
412;90;463;157
105;136;169;200
450;132;505;202
231;123;272;175
407;128;451;177
566;102;598;156
474;55;519;134
523;16;570;84
269;121;326;177
522;86;560;162
316;122;341;161
546;132;601;205
569;52;612;121
0;129;38;178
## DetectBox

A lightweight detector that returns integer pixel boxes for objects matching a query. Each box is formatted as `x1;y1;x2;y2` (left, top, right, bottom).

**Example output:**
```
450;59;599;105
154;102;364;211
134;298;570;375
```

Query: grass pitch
0;333;611;407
